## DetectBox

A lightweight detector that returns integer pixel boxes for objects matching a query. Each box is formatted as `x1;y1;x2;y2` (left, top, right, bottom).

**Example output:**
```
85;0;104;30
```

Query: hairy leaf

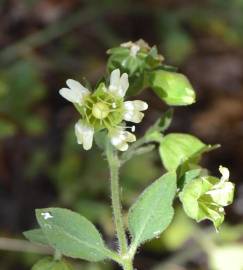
159;133;207;171
23;228;48;245
36;208;109;262
128;172;177;248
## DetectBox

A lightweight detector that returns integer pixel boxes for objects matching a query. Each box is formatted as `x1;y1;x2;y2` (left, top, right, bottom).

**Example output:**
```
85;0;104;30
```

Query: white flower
59;69;148;151
109;128;136;151
59;79;90;105
108;69;129;98
123;100;148;123
75;120;94;150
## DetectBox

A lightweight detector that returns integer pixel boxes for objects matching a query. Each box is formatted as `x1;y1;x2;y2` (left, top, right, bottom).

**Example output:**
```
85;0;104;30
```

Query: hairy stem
106;142;128;256
123;259;133;270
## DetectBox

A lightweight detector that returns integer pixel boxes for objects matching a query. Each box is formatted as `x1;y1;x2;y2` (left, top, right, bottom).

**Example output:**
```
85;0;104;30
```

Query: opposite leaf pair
25;172;177;266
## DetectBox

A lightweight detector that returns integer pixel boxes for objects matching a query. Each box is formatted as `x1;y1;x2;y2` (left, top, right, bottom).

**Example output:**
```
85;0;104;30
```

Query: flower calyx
179;166;235;230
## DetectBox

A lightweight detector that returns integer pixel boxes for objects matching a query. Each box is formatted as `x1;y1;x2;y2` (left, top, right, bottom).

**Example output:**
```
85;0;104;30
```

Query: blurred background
1;0;243;269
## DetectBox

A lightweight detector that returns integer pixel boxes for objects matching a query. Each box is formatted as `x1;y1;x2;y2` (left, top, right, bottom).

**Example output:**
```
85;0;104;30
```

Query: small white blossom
75;120;94;150
59;79;90;105
123;100;148;123
110;128;136;151
59;69;148;151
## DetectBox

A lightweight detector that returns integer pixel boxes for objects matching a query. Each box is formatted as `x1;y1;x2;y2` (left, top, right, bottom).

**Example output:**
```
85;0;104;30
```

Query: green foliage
32;257;72;270
159;133;209;171
36;208;110;262
21;38;235;270
148;70;196;106
23;229;48;246
128;172;176;248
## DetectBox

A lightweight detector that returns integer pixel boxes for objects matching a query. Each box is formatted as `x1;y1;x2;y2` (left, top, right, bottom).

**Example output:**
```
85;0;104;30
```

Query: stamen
97;96;113;105
117;125;136;132
85;103;92;110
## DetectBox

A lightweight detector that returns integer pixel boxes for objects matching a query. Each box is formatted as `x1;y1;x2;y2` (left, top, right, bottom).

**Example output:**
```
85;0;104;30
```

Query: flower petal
75;120;94;150
59;79;90;105
109;69;120;90
59;87;80;103
123;111;144;123
120;73;129;95
219;165;230;182
66;79;89;94
109;128;136;151
123;100;148;123
124;100;148;111
108;69;129;98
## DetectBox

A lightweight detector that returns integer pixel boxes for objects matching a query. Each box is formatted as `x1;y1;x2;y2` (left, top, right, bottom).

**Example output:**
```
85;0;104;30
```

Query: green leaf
32;257;72;270
159;133;206;171
36;208;110;262
128;172;177;248
23;228;48;245
148;70;196;106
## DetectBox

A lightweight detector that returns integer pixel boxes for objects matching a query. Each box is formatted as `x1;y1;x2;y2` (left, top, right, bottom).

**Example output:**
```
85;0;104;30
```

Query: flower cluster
59;69;148;151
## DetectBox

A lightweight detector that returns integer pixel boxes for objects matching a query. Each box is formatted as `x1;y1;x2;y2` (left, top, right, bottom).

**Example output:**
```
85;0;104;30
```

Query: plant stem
106;142;128;256
123;259;133;270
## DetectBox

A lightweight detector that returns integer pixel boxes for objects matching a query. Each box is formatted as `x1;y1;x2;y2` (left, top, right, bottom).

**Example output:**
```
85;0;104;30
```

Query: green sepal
177;168;202;191
94;130;108;150
179;175;235;230
148;69;196;106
